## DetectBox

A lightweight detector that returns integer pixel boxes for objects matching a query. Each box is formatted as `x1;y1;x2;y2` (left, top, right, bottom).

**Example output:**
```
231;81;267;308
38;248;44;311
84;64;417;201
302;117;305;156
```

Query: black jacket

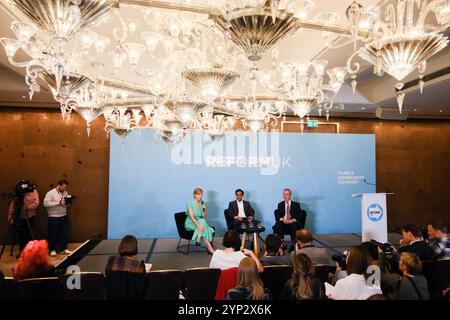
276;201;304;223
398;241;434;262
227;200;254;219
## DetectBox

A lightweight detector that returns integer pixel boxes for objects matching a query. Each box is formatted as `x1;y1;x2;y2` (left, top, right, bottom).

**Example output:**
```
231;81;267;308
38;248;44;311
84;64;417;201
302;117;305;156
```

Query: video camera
14;179;36;198
63;194;75;206
370;239;394;254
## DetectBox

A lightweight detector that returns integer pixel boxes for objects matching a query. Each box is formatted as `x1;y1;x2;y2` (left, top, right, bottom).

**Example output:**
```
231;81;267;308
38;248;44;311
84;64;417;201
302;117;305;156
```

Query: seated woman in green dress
185;187;215;254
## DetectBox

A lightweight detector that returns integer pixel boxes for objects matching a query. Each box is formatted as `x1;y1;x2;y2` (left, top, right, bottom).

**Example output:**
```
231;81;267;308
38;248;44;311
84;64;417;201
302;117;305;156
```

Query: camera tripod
0;196;35;259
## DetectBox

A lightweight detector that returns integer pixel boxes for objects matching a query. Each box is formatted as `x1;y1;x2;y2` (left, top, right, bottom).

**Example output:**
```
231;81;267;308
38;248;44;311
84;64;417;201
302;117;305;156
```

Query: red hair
12;240;53;280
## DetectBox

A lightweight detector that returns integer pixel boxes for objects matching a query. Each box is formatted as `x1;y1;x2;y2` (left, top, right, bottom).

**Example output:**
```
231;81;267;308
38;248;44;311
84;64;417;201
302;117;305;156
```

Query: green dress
185;199;214;244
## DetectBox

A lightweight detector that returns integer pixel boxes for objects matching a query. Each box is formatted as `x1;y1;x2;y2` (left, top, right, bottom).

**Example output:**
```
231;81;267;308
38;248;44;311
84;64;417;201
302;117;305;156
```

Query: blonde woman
226;258;271;300
185;187;215;254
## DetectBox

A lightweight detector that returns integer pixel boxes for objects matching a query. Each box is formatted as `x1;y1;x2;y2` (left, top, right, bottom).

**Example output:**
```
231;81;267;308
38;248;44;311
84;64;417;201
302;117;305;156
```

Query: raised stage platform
0;233;403;276
76;233;402;274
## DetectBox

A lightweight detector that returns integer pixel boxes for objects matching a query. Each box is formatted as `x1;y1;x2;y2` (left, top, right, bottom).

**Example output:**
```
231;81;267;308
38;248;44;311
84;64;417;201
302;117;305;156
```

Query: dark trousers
274;221;299;244
48;216;69;252
230;219;243;230
18;216;34;251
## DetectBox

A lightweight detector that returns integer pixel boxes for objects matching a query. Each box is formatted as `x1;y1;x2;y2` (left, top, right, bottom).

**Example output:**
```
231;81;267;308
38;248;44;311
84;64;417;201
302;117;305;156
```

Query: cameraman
7;182;39;252
43;179;72;256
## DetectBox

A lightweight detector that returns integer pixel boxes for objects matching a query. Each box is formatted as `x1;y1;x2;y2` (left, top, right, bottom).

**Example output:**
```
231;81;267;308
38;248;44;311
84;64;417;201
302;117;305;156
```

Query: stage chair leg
176;237;182;253
240;232;247;251
253;233;260;258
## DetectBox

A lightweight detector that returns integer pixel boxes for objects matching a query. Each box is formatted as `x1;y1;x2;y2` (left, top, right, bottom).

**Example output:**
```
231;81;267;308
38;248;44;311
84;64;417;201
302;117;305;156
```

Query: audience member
330;252;348;285
381;252;429;300
443;287;450;300
331;246;382;300
427;221;450;260
292;229;329;265
279;253;325;300
105;235;146;274
260;234;291;266
398;224;433;261
226;258;271;300
210;230;263;271
12;240;54;280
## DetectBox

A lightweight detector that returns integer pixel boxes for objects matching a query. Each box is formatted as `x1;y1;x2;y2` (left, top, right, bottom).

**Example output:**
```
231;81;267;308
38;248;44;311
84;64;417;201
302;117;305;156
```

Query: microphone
363;178;392;194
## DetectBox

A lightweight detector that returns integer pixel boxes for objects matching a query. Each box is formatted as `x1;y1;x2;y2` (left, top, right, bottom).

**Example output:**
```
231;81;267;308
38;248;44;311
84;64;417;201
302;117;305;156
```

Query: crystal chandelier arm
436;22;450;32
7;56;32;68
417;0;444;27
324;36;358;49
112;7;129;43
346;50;361;75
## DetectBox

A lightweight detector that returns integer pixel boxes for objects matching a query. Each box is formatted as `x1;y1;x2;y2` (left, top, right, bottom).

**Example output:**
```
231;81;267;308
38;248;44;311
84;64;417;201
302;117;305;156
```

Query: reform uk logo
367;203;384;222
170;131;291;176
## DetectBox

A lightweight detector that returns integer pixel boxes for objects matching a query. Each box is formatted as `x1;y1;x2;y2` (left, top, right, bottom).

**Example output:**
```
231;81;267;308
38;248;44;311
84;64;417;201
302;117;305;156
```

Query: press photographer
7;179;39;253
43;179;73;257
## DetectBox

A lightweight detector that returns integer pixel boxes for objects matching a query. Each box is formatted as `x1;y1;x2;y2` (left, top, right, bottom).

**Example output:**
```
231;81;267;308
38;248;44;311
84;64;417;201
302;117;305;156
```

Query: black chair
174;212;195;255
17;277;64;300
63;272;105;300
260;265;293;300
0;277;19;300
105;271;148;300
184;267;221;300
313;265;331;283
427;259;450;299
224;209;234;230
146;270;183;300
272;209;307;236
174;212;215;255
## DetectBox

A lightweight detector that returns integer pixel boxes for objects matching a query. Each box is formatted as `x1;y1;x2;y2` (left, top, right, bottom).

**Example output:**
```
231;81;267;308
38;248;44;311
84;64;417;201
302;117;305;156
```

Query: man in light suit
274;188;306;251
227;189;255;230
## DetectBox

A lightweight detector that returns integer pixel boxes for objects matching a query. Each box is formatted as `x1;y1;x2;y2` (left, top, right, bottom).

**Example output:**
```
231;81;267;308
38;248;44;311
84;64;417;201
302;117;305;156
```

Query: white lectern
352;193;393;243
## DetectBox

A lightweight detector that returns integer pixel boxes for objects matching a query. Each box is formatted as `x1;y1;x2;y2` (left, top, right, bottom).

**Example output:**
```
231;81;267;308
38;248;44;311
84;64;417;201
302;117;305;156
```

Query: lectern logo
367;204;384;222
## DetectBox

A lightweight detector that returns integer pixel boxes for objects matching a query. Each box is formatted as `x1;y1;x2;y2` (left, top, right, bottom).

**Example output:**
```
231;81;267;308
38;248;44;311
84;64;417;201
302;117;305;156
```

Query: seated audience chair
215;267;238;300
0;277;19;300
105;271;147;300
313;265;331;283
184;267;221;300
63;272;105;300
260;265;293;300
17;277;64;300
146;270;183;300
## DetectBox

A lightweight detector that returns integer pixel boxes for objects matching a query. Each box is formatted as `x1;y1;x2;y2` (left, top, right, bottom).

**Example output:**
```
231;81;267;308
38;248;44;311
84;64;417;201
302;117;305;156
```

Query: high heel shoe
195;241;201;246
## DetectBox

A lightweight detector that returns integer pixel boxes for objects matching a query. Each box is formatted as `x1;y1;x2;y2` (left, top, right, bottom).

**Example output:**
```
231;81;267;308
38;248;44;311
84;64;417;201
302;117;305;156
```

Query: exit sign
307;120;319;128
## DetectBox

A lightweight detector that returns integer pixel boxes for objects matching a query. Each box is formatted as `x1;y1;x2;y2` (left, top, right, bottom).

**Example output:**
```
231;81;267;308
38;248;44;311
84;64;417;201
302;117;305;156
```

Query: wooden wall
0;109;449;242
0;109;109;243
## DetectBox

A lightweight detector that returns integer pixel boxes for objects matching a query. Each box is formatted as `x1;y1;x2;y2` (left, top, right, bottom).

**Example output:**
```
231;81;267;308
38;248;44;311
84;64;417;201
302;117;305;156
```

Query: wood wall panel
0;110;109;243
0;110;449;243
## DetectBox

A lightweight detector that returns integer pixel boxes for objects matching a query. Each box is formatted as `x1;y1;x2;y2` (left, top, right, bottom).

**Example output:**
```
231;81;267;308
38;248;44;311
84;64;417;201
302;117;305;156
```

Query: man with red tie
274;188;306;252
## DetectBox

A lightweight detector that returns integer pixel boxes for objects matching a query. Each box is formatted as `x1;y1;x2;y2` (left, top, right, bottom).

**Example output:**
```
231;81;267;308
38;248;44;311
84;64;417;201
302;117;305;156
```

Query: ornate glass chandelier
211;0;300;61
0;0;449;142
256;59;346;121
346;0;450;112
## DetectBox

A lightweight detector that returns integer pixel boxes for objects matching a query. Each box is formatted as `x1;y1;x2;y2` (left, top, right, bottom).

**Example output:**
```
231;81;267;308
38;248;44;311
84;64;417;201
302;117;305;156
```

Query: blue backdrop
108;129;375;239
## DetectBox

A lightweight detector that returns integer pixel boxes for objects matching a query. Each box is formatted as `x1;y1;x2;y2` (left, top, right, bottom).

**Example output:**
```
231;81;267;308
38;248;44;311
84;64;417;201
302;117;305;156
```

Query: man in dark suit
274;188;306;252
227;189;255;230
398;223;434;262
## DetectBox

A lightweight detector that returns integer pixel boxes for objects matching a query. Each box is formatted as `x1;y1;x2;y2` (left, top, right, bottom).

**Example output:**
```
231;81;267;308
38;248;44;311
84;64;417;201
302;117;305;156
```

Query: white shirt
237;200;246;218
43;188;67;217
332;274;382;300
209;249;246;270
